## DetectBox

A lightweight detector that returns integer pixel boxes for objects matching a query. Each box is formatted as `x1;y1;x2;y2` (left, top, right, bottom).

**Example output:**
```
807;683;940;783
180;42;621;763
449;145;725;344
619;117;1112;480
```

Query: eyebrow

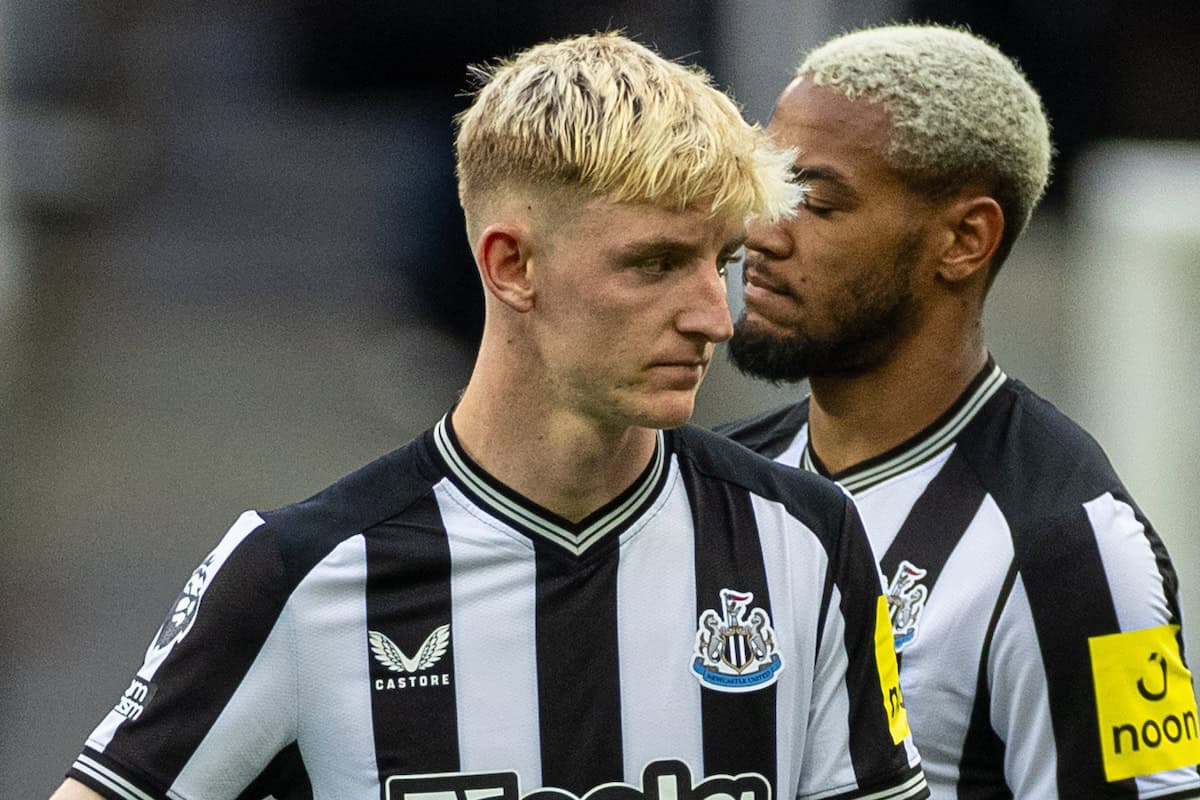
614;234;747;263
792;165;859;201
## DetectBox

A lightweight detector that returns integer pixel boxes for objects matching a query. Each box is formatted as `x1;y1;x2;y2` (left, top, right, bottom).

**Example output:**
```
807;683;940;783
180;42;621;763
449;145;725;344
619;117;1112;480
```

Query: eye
799;192;834;218
638;256;677;275
716;250;742;278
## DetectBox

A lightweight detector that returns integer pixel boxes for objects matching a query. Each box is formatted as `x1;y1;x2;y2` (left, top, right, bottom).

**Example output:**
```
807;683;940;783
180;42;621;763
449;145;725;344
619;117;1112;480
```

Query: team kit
68;400;1200;798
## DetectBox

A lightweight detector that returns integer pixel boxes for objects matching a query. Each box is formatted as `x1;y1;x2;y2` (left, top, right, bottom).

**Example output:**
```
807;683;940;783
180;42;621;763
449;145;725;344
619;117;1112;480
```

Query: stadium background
2;2;1197;795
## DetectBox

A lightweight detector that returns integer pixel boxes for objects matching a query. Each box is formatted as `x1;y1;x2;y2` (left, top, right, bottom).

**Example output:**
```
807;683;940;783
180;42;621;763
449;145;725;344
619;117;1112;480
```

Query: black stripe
366;495;459;777
101;526;297;788
879;448;987;669
714;399;809;461
678;456;778;792
879;449;986;592
534;543;623;792
830;501;916;785
235;741;312;800
1015;505;1137;798
956;563;1017;800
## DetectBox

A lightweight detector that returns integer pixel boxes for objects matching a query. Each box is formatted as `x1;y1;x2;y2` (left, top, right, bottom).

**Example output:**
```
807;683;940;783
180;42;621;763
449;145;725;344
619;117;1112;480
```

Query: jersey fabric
68;415;929;800
719;358;1200;799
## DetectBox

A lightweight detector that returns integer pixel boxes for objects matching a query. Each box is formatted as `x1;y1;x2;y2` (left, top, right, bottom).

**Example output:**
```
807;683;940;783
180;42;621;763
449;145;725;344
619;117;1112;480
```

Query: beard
728;234;922;383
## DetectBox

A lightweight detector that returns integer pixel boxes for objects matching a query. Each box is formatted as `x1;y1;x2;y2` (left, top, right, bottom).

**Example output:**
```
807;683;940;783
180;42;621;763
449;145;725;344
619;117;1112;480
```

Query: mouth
741;262;802;328
743;261;790;296
648;359;709;386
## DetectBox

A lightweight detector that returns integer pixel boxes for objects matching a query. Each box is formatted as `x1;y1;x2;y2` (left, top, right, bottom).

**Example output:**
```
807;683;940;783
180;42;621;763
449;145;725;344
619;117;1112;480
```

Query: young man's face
730;78;934;382
530;198;743;432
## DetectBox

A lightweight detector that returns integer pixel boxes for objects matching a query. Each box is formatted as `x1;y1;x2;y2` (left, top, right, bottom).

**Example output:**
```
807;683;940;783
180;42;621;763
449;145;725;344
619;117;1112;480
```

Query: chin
628;396;697;431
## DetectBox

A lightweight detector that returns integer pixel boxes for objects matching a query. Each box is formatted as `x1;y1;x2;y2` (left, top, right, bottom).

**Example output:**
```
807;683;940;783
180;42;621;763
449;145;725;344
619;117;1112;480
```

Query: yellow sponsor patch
875;594;909;744
1089;624;1200;781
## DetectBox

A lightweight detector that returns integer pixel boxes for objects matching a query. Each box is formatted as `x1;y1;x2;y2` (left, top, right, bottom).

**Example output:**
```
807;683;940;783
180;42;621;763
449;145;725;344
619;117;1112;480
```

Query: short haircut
455;32;800;241
798;24;1052;271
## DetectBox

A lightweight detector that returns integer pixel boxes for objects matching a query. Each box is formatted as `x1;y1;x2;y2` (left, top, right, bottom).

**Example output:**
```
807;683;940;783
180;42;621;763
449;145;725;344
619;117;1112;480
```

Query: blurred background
3;1;1198;795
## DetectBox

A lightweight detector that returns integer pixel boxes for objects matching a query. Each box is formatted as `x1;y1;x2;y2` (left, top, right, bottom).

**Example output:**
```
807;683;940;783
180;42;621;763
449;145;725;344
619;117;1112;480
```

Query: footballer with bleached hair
54;31;929;800
455;31;800;243
797;24;1051;273
722;22;1200;799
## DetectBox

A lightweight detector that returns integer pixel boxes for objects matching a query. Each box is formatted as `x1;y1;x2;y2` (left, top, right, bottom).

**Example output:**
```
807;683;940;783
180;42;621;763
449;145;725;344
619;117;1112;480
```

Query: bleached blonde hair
455;32;800;240
799;24;1052;270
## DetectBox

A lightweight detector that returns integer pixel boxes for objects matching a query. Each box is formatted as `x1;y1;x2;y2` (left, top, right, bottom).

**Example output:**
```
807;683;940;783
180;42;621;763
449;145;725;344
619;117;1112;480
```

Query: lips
741;259;802;329
743;262;790;297
650;358;708;371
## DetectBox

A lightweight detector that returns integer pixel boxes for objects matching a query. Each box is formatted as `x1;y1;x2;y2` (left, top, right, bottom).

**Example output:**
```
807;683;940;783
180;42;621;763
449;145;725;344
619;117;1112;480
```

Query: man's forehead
768;78;892;144
765;79;897;188
585;197;746;241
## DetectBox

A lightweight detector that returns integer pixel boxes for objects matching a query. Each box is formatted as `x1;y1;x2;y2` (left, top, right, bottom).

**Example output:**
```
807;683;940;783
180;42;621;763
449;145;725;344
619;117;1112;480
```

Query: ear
936;195;1004;285
476;223;535;312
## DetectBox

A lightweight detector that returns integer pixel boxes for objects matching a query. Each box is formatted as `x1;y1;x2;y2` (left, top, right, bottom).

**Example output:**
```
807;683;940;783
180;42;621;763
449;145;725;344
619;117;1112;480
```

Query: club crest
886;560;928;652
691;589;783;693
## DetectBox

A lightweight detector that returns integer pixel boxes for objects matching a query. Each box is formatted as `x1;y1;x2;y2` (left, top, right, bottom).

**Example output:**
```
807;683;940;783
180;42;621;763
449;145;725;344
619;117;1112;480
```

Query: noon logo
369;625;452;691
1089;624;1200;781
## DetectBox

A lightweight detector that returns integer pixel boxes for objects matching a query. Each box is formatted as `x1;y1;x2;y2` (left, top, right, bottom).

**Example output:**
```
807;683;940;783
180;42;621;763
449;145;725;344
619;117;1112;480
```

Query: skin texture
732;78;1002;471
453;194;743;522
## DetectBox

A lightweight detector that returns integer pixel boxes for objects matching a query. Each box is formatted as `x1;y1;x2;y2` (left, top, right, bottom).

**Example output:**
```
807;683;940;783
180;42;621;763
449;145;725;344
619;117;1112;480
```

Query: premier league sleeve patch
1089;624;1200;781
691;589;784;693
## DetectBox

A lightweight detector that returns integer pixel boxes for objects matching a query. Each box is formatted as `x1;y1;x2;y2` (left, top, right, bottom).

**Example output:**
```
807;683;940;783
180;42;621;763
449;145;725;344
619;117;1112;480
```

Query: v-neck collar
431;414;671;556
802;357;1007;493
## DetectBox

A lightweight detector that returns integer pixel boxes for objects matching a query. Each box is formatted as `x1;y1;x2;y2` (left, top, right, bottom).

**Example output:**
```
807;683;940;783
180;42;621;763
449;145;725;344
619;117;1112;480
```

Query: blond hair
455;32;799;239
799;24;1052;269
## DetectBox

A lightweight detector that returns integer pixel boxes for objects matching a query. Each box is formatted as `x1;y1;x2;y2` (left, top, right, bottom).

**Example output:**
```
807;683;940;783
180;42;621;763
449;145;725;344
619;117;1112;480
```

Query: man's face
530;199;742;432
730;78;931;382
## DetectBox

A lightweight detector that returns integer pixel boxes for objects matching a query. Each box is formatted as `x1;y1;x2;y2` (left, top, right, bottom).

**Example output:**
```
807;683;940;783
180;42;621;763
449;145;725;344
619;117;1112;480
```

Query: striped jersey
68;415;928;800
719;358;1200;798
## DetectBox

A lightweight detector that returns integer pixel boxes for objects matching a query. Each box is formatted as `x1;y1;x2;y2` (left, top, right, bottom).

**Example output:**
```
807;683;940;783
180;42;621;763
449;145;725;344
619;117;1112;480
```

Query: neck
452;340;658;523
806;323;987;474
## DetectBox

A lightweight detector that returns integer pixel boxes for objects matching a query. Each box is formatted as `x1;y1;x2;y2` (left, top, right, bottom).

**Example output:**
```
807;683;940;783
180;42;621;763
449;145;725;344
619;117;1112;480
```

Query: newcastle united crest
692;588;784;693
886;560;928;652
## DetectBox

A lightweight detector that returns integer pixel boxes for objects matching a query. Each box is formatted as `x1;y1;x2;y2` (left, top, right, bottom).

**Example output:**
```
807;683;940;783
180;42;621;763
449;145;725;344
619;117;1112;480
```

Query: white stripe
440;482;541;786
171;590;302;797
859;770;929;799
75;755;156;800
985;574;1058;799
1086;491;1172;632
895;496;1016;795
274;535;380;799
617;461;704;776
434;417;664;555
753;493;829;798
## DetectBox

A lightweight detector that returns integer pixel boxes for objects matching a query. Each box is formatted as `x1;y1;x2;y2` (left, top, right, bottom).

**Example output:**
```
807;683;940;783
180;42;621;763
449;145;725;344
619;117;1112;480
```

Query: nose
676;262;735;343
745;214;794;261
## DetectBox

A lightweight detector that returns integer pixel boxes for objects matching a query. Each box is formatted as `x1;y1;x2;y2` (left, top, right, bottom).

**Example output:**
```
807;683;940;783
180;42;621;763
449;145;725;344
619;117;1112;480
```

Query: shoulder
959;379;1131;528
962;380;1171;598
712;400;808;460
673;424;852;540
254;428;444;582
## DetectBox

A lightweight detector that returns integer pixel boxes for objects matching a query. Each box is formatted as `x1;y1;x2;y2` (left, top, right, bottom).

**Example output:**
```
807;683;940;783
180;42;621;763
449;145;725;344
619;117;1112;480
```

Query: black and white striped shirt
69;416;927;800
720;359;1200;799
